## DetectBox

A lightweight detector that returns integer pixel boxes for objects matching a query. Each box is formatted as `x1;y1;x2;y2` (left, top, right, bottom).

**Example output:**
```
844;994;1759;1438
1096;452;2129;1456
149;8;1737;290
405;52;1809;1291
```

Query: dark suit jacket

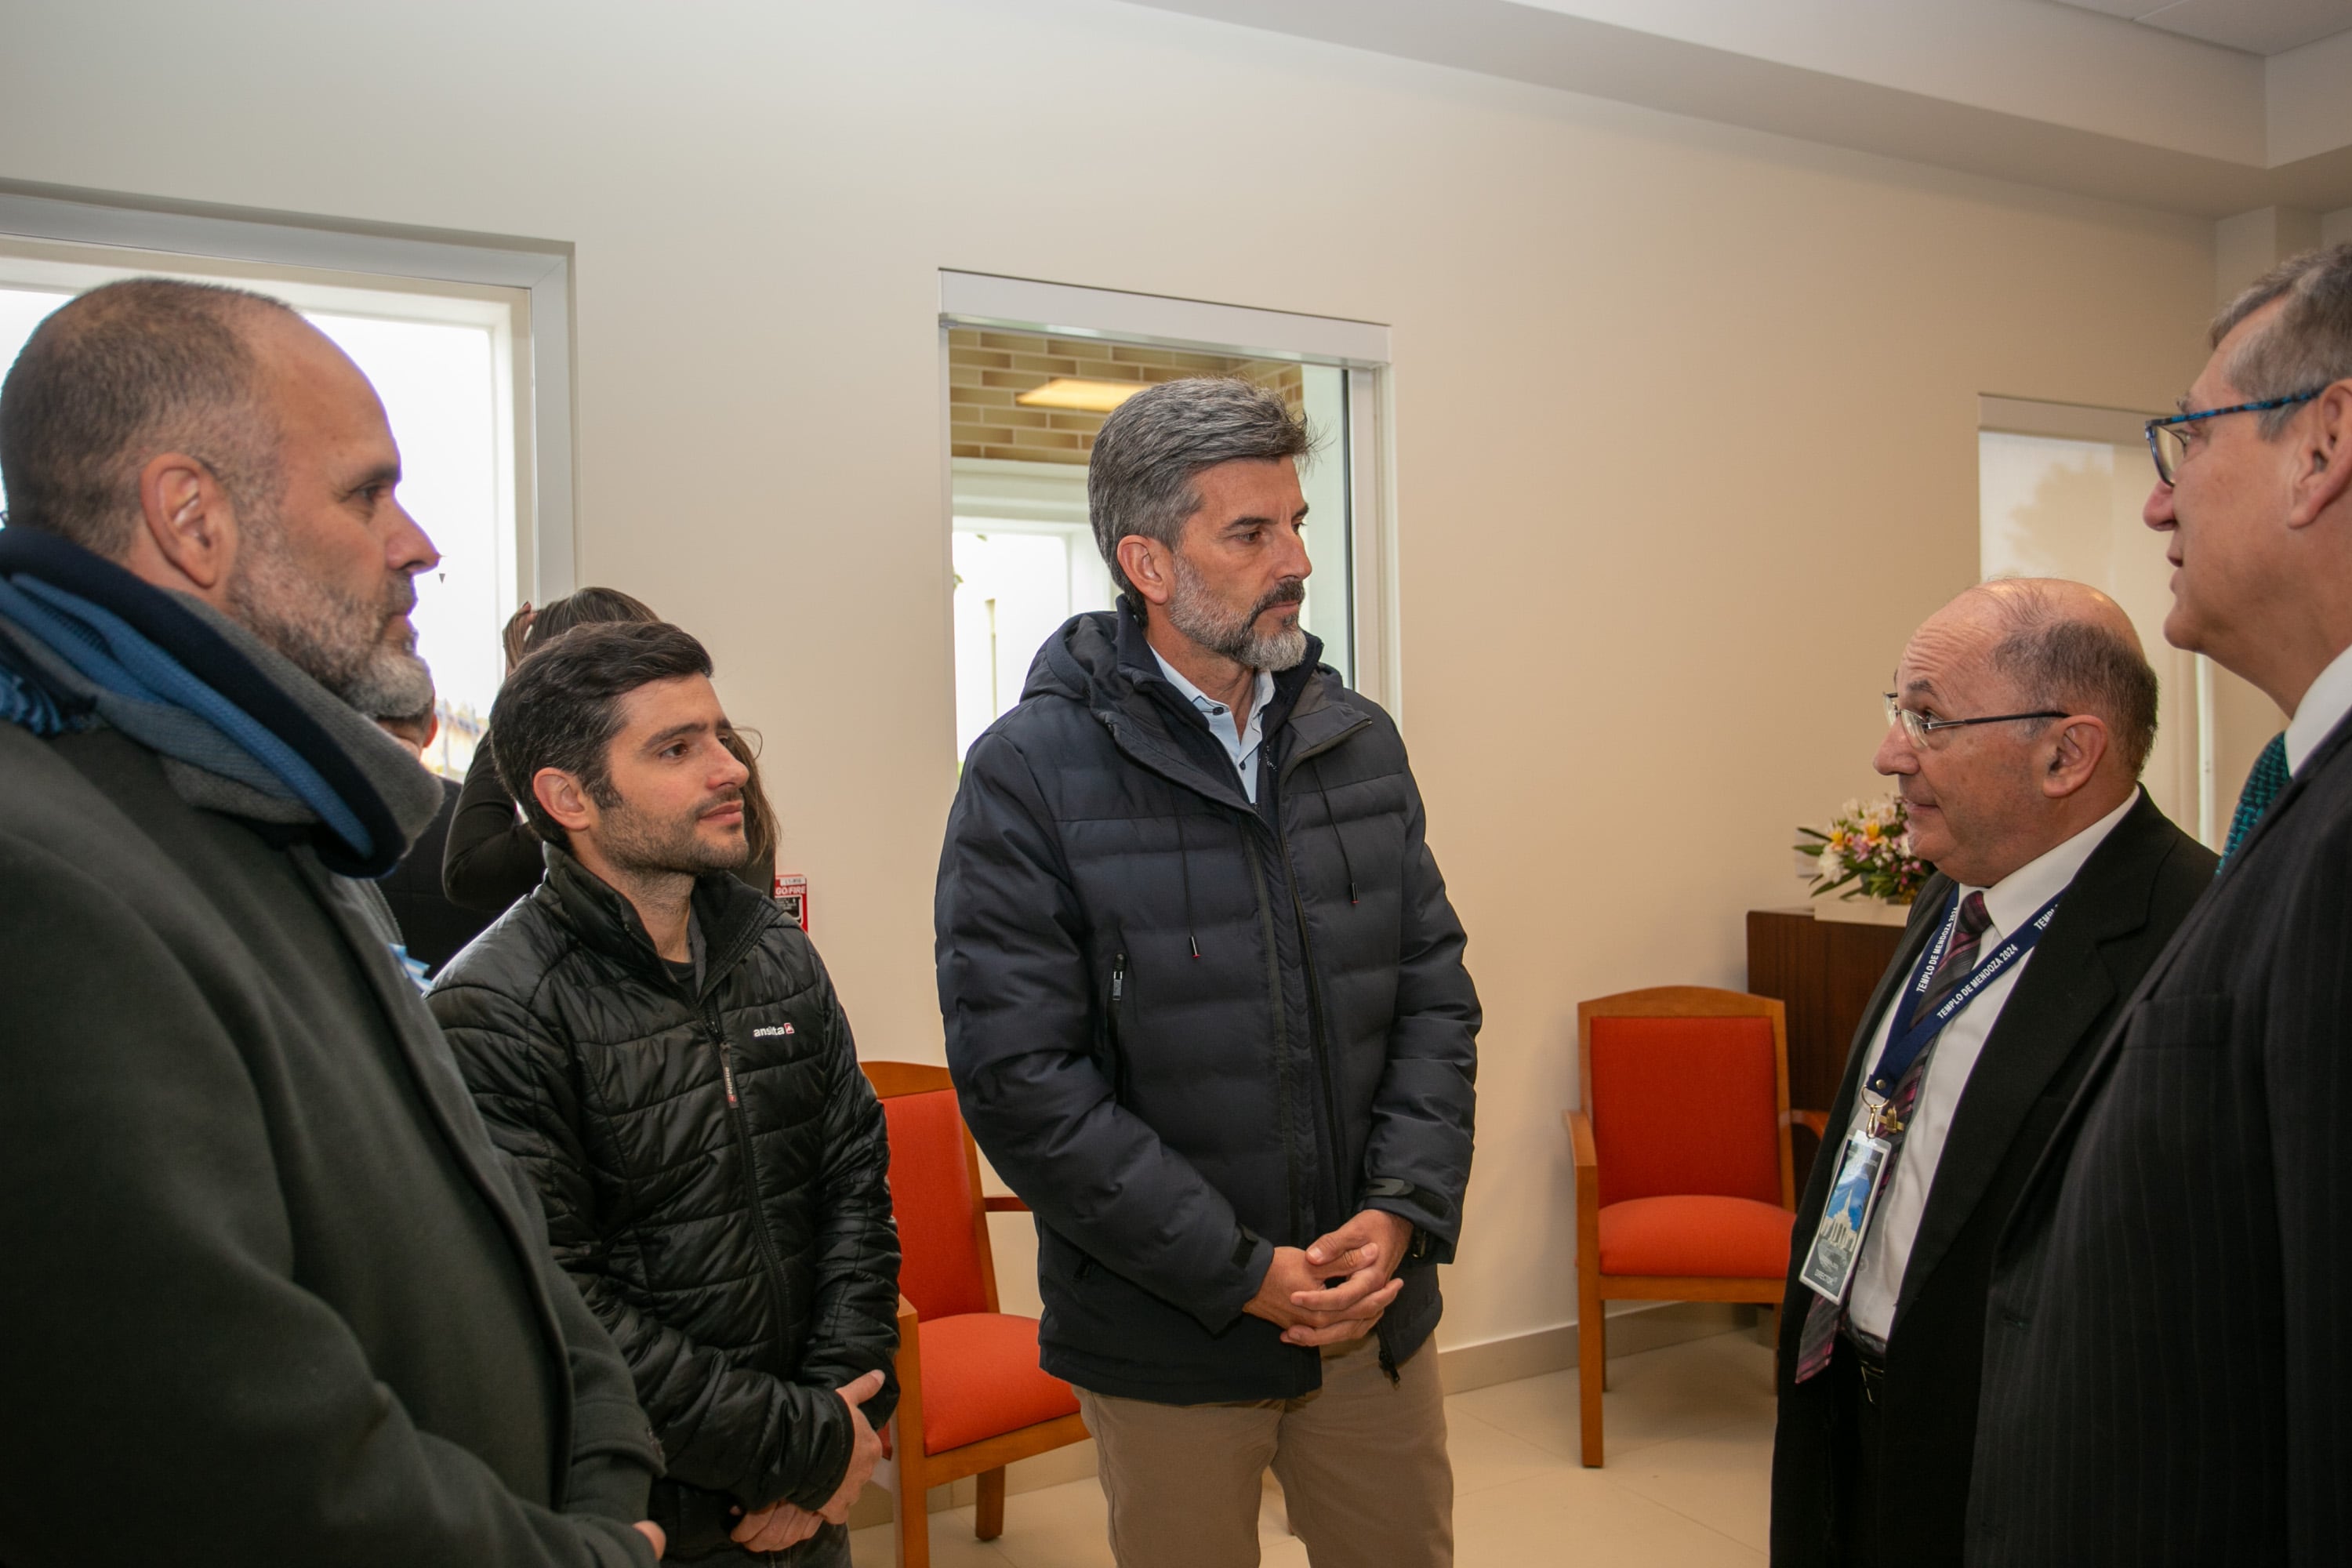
1772;789;2215;1566
1968;717;2352;1566
377;776;492;977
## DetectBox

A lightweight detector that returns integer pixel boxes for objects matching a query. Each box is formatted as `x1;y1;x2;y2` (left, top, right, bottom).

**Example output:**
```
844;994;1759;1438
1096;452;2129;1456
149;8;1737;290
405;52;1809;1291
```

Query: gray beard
225;510;435;719
1165;557;1308;673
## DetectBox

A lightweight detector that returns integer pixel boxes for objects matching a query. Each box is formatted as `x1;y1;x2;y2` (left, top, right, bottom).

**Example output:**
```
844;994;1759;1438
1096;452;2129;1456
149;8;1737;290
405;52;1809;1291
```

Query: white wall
0;0;2222;1352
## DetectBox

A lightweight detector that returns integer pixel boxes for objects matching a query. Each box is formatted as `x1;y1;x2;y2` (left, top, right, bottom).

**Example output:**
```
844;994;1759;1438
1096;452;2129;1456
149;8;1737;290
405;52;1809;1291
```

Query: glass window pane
0;286;78;517
307;313;502;777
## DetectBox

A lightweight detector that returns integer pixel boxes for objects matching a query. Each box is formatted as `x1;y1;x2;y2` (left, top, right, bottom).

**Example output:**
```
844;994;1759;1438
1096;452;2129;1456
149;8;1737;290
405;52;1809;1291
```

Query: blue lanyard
1865;887;2064;1098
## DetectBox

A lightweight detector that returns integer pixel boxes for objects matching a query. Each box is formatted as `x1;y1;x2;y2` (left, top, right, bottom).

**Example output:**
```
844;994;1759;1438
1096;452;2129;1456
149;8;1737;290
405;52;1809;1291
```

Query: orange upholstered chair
1563;986;1798;1467
862;1062;1087;1568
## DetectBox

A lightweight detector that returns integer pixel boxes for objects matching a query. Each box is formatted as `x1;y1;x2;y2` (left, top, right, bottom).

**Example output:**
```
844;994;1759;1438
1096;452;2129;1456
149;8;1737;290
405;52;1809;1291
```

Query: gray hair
1087;376;1314;598
2212;241;2352;436
1980;583;2161;776
0;278;295;557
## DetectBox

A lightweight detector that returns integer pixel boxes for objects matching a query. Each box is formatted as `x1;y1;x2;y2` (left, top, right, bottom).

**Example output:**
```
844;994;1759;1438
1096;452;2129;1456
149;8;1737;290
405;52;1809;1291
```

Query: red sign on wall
774;873;809;933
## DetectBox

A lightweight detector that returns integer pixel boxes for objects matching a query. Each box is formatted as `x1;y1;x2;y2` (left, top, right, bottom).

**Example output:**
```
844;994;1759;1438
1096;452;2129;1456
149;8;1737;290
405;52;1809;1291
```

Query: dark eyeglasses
1883;695;2068;749
2144;388;2324;485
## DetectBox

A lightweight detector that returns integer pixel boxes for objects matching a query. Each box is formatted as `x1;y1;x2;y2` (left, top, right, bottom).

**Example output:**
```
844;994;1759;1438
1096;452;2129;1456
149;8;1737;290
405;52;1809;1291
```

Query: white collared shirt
2285;641;2352;776
1150;648;1275;804
1841;789;2140;1342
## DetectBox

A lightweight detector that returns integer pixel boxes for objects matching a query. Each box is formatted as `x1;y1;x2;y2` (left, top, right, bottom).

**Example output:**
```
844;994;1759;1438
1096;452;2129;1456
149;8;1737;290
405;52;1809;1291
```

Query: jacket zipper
1276;814;1351;1230
1240;839;1306;1244
1275;723;1373;1233
1105;946;1133;1105
706;996;793;1330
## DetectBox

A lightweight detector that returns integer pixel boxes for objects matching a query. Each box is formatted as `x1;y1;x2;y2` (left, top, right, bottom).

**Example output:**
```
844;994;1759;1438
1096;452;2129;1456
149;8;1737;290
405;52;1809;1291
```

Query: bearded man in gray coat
935;377;1481;1568
0;278;665;1566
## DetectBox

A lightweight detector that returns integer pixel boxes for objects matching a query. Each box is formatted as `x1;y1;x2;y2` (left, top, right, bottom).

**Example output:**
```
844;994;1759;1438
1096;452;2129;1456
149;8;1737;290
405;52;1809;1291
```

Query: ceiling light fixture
1014;377;1149;414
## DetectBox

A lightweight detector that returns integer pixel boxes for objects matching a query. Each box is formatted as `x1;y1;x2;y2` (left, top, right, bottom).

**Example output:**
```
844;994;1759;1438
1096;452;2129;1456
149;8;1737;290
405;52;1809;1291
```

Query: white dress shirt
1150;648;1275;804
1841;789;2139;1342
2285;641;2352;776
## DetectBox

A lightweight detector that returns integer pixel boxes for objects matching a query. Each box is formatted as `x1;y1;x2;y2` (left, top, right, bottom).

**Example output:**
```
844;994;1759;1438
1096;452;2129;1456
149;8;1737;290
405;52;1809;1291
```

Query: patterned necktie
2220;733;2288;872
1794;891;1991;1382
1905;892;1991;1033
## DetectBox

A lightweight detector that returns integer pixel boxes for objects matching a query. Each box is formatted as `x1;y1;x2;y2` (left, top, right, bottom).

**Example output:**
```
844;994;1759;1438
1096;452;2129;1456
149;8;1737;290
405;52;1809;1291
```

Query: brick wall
949;328;1304;465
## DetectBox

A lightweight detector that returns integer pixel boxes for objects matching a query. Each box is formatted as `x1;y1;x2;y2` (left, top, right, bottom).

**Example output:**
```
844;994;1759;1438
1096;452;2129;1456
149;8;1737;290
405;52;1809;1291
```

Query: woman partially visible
442;587;782;913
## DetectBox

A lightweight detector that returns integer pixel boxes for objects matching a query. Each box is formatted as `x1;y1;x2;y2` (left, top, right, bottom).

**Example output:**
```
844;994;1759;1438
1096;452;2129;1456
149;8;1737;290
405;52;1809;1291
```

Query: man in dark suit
1968;245;2352;1565
1772;578;2214;1566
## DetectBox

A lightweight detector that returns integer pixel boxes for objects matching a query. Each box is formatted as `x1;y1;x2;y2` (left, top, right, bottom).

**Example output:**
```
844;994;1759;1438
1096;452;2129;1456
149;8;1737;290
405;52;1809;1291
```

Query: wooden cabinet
1746;908;1905;1191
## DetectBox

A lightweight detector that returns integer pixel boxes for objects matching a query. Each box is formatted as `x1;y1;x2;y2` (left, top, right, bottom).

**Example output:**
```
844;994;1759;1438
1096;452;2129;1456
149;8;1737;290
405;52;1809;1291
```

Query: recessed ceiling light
1015;377;1149;414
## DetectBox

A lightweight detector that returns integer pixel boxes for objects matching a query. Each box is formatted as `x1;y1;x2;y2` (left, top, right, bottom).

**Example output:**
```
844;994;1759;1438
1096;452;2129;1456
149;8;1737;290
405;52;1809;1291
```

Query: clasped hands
727;1367;889;1553
701;1215;1408;1555
1242;1209;1413;1347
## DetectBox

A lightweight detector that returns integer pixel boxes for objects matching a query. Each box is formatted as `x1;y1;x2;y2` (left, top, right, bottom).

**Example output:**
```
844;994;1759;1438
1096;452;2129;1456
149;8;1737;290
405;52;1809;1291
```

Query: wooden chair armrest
1788;1109;1830;1138
886;1294;923;1463
1563;1109;1598;1178
982;1195;1029;1212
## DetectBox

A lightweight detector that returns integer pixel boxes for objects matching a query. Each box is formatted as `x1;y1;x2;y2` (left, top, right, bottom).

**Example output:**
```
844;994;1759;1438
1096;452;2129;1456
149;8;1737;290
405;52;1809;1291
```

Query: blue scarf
0;528;429;878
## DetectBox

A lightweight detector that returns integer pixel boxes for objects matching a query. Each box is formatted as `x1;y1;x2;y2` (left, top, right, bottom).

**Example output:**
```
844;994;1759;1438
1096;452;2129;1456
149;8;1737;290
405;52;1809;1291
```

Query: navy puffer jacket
936;603;1479;1403
431;852;899;1562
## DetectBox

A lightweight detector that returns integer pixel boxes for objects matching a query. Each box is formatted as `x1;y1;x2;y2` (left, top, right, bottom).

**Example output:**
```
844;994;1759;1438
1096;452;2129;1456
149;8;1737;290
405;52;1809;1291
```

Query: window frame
0;182;577;602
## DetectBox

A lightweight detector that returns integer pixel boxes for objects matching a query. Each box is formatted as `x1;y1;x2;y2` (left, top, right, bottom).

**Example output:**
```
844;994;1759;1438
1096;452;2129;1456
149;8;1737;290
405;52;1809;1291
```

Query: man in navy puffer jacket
936;378;1480;1568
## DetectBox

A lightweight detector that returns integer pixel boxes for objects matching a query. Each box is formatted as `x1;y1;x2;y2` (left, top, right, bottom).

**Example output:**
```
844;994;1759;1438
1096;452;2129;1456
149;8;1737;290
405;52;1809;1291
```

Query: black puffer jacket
936;603;1480;1403
430;850;899;1562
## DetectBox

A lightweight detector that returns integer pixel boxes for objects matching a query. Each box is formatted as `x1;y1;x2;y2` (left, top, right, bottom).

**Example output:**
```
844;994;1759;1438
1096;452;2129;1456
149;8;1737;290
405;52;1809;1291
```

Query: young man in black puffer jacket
431;621;899;1566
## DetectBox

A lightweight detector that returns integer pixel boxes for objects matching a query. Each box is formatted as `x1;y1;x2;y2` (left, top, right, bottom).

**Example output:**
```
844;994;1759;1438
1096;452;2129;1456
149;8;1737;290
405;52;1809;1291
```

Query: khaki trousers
1076;1334;1453;1568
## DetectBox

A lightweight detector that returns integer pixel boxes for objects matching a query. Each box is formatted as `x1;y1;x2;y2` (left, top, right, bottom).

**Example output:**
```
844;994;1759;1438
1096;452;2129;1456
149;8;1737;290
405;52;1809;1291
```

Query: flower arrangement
1795;794;1929;905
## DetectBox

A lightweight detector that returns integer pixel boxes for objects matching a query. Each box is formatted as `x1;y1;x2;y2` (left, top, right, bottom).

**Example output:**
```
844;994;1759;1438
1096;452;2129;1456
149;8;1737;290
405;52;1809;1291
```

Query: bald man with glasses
1769;579;2213;1568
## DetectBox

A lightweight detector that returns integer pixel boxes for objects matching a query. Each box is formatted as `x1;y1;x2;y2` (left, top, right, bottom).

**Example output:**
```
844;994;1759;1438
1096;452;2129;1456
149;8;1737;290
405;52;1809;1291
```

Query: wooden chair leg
975;1466;1007;1541
895;1448;931;1568
1578;1287;1606;1468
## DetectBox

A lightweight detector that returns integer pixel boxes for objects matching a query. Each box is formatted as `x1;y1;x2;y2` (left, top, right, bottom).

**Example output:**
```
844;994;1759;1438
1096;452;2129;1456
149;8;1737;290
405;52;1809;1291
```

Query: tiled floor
849;1329;1775;1566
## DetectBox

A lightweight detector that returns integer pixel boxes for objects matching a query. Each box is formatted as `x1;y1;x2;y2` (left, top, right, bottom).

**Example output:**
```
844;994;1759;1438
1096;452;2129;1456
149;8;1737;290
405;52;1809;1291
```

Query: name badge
1798;1124;1892;1305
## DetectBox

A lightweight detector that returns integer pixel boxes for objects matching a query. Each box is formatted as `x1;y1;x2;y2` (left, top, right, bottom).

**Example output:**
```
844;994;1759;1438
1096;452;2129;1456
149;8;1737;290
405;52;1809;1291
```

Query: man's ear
2041;715;2111;800
533;768;597;837
122;452;240;601
2287;379;2352;530
1116;534;1175;610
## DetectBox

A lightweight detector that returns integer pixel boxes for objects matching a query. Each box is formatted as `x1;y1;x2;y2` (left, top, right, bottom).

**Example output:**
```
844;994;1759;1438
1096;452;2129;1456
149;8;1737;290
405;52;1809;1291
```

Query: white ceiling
1123;0;2352;216
2053;0;2352;56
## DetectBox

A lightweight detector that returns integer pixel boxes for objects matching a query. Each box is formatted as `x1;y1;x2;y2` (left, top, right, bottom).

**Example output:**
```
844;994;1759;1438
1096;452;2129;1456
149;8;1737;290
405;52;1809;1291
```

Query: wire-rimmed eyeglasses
2143;388;2323;486
1883;695;2068;749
